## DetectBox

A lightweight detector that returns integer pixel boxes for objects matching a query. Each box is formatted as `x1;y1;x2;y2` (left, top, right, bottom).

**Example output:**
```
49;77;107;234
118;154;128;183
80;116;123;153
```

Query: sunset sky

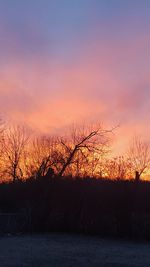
0;0;150;155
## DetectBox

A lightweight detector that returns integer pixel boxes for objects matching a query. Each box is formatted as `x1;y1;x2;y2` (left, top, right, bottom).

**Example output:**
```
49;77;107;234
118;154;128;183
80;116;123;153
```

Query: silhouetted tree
128;136;150;180
58;124;112;177
0;118;5;157
104;156;133;180
2;125;30;181
27;136;58;179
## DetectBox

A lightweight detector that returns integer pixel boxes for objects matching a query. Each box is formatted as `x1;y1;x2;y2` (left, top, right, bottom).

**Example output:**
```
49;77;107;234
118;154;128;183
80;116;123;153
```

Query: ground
0;234;150;266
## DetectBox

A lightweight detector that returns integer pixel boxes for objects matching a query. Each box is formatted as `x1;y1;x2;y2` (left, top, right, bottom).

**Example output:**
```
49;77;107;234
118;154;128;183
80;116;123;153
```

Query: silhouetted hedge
0;176;150;239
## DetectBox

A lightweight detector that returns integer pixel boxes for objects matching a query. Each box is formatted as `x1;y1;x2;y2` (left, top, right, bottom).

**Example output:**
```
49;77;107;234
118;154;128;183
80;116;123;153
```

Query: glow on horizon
0;0;150;157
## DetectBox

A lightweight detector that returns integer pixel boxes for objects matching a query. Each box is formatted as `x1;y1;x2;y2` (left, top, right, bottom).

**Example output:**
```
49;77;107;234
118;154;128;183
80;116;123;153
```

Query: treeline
0;121;149;181
0;120;150;238
0;176;150;239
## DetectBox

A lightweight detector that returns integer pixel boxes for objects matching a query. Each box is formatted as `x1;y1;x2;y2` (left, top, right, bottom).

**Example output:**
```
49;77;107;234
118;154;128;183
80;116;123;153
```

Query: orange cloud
1;32;150;156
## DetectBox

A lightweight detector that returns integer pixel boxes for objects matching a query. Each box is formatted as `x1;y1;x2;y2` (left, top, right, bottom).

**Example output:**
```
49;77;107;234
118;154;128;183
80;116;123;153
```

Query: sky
0;0;150;155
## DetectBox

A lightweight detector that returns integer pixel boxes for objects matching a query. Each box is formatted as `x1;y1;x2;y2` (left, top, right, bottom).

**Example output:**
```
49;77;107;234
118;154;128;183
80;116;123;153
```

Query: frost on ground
0;234;150;267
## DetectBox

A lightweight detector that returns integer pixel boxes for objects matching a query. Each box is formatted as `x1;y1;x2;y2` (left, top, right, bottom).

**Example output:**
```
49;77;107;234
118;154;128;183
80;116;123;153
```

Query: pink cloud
1;31;150;155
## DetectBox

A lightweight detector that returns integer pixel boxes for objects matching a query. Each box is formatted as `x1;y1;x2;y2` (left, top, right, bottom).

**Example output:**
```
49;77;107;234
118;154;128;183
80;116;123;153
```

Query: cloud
0;25;150;155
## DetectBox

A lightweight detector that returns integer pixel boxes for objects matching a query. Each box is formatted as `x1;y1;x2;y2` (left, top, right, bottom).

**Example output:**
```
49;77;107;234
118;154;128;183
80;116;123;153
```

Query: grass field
0;234;150;267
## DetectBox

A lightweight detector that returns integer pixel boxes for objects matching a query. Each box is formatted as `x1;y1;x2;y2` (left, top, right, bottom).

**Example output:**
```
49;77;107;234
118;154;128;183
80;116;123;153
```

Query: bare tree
3;125;30;181
128;136;150;180
57;124;112;177
104;156;133;180
27;135;58;179
0;118;5;157
0;119;6;179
